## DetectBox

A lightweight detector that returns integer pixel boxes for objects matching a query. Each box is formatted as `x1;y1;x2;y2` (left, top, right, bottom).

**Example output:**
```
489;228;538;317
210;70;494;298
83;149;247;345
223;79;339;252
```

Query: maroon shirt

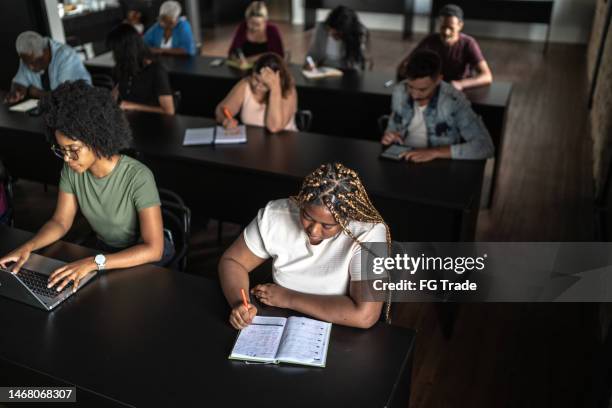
415;33;485;81
228;21;284;58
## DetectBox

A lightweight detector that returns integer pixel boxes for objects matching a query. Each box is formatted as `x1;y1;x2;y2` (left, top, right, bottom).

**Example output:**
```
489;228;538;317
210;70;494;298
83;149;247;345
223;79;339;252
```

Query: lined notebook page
230;316;287;362
276;317;332;367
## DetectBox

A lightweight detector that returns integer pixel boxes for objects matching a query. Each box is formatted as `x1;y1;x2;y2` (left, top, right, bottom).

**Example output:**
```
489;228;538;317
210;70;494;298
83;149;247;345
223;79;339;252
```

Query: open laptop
0;253;96;311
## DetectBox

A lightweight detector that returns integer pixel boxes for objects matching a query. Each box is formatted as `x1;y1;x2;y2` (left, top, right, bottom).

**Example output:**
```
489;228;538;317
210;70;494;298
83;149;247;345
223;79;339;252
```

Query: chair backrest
159;188;191;271
377;114;390;134
173;90;182;112
295;109;313;132
92;74;115;91
0;160;14;226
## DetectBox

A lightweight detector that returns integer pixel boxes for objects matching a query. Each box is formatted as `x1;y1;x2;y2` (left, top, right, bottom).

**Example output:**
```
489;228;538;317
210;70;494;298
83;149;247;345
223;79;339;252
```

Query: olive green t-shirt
59;155;160;248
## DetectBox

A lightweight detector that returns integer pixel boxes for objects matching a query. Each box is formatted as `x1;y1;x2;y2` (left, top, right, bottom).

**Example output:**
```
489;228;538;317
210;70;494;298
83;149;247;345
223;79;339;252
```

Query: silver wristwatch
94;254;107;271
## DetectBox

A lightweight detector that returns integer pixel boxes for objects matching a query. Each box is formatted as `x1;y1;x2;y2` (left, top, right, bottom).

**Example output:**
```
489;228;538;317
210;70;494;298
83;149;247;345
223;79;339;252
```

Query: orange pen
240;288;249;309
222;106;233;120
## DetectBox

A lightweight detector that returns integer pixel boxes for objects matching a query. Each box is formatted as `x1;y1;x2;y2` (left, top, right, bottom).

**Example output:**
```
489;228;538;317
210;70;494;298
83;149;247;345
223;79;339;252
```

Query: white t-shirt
404;102;428;148
161;36;173;49
243;199;388;296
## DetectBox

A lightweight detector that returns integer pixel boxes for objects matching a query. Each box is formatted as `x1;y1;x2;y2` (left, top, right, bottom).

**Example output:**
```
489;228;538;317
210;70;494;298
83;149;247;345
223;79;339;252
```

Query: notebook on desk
183;125;247;146
229;316;332;367
301;67;343;80
8;99;39;113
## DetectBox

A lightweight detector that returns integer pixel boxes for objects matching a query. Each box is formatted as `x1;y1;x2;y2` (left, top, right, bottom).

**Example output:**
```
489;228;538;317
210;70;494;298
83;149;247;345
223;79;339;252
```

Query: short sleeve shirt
415;33;485;81
59;155;160;248
243;199;388;296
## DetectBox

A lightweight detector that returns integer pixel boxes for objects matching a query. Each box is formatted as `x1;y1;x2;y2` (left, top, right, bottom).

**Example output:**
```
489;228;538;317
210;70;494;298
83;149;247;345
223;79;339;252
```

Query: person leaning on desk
3;31;91;104
303;5;370;72
0;80;174;292
381;49;494;162
143;1;196;57
215;52;297;133
218;163;391;330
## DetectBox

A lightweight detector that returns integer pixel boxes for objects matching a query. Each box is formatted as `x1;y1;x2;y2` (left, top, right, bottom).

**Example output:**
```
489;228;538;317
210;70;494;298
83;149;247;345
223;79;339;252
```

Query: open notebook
301;67;343;80
183;125;247;146
229;316;332;367
9;99;39;113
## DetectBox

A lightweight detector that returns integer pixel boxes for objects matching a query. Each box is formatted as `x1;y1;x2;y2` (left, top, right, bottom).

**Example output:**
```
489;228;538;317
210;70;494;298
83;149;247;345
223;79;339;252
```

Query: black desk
86;53;510;206
0;104;485;241
84;52;512;147
0;225;416;407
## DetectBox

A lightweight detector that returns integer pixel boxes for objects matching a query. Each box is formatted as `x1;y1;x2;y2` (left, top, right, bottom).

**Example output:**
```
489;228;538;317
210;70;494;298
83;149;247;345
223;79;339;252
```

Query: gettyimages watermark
356;242;612;302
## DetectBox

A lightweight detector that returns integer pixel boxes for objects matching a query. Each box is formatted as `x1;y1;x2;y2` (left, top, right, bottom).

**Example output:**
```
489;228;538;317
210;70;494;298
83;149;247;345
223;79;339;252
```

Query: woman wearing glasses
0;80;173;292
215;52;297;133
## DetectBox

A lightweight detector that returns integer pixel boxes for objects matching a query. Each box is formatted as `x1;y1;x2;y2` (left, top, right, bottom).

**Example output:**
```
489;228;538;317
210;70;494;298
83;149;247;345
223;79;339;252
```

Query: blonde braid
292;163;394;323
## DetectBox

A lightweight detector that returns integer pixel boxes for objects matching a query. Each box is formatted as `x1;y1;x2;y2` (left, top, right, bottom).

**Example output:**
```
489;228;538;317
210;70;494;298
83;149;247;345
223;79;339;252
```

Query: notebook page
215;125;247;144
229;316;287;362
276;317;332;367
183;127;215;146
9;99;39;112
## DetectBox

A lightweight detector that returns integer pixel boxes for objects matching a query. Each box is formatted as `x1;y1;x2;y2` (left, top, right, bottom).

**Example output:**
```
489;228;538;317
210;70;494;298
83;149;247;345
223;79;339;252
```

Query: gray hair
159;1;181;20
15;31;48;58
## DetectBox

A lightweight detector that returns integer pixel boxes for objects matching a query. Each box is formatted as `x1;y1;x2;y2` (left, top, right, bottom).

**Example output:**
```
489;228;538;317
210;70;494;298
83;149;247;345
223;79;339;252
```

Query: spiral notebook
183;125;247;145
229;316;332;367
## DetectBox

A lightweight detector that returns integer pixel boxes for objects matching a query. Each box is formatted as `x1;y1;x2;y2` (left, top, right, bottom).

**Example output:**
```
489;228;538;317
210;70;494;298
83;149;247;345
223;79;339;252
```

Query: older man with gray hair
4;31;91;104
143;1;196;56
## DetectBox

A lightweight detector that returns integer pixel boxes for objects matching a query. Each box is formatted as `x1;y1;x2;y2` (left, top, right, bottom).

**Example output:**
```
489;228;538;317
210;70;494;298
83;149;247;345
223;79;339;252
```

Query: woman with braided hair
219;163;391;330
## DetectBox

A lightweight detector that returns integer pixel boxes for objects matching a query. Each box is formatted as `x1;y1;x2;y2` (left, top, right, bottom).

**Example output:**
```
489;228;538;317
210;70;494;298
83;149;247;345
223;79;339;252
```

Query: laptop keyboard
18;268;71;298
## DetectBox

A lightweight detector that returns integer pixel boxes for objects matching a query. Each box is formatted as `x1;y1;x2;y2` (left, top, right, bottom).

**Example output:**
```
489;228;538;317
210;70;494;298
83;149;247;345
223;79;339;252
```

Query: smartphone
380;144;413;161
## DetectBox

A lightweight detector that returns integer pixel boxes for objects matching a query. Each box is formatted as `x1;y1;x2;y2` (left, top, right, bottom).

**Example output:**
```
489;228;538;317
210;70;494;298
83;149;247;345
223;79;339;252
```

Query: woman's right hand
0;244;33;274
222;117;239;130
229;303;258;330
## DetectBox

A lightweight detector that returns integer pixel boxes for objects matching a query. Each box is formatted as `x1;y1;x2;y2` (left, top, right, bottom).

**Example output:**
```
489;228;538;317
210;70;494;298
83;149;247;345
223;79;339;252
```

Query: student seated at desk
143;1;196;56
227;1;284;67
215;53;297;133
0;80;174;291
382;50;494;162
107;24;175;115
219;163;391;330
411;4;492;91
304;6;369;71
4;31;91;104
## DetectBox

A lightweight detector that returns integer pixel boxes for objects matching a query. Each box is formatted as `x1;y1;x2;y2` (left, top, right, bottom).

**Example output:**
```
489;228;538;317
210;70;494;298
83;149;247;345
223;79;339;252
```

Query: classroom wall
291;0;596;44
590;14;612;197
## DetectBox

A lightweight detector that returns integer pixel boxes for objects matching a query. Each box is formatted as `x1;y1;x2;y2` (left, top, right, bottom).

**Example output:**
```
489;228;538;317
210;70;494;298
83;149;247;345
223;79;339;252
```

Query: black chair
377;114;390;134
172;90;182;112
295;110;313;132
159;188;191;271
92;74;115;91
0;160;14;226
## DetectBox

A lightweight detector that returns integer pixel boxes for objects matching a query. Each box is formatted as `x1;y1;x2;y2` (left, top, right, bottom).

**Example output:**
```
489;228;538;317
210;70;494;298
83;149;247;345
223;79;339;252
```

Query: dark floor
9;22;601;408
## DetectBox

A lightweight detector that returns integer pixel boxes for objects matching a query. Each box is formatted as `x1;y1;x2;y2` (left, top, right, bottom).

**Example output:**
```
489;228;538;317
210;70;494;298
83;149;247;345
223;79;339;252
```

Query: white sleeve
243;207;271;259
349;223;389;281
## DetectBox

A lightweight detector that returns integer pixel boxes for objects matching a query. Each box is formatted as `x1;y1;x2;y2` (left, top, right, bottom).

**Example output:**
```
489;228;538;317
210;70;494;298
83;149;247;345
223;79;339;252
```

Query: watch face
95;254;106;265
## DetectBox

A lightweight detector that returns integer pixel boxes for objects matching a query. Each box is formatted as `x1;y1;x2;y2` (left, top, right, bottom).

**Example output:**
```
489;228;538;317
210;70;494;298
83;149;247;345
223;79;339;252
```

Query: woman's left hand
260;67;281;90
251;283;292;308
47;257;97;293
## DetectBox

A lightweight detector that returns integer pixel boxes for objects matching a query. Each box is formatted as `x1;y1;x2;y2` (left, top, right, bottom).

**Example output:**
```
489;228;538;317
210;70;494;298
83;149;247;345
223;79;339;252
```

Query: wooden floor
10;23;601;408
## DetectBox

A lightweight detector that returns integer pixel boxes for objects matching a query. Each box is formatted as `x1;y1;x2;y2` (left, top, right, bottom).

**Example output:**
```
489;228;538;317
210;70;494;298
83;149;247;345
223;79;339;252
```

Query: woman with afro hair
0;80;174;292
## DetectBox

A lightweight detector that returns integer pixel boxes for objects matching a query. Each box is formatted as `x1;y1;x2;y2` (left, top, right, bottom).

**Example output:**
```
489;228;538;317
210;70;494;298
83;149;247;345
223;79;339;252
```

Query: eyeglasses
50;144;84;161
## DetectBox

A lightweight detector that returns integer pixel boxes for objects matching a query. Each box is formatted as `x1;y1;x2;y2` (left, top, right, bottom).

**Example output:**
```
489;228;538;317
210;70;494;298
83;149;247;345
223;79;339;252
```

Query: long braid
291;163;394;324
